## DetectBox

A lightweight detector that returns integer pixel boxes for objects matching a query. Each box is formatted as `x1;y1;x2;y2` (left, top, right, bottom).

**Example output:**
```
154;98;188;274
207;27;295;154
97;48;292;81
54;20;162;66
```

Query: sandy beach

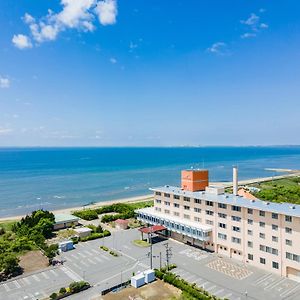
0;194;153;223
1;171;299;223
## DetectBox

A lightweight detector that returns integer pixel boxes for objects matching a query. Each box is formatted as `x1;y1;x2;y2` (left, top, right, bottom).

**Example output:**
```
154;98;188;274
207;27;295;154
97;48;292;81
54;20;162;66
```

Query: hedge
79;230;111;242
49;281;90;299
155;269;223;300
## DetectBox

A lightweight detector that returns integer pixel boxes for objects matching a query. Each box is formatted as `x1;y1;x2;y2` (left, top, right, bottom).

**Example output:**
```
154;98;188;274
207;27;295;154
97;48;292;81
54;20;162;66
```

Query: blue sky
0;0;300;146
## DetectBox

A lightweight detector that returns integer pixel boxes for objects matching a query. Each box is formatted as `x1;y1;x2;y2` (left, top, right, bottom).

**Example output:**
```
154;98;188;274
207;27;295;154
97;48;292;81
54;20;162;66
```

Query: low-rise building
136;169;300;281
115;219;129;230
54;214;79;230
74;227;92;238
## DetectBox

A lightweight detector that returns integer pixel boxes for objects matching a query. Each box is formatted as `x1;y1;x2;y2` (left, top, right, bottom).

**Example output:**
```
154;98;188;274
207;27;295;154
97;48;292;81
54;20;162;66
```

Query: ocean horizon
1;146;300;218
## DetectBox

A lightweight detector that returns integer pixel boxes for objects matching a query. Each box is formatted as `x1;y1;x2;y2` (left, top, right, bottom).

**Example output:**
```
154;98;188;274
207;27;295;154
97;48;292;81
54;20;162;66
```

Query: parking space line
254;273;273;285
61;266;83;282
14;281;21;288
94;257;103;263
223;293;232;299
77;252;86;258
264;278;286;290
41;272;50;279
22;277;31;285
101;254;110;261
213;289;224;296
87;258;96;265
91;249;99;255
83;250;92;256
32;275;40;282
185;274;196;281
206;285;217;292
50;269;59;277
80;260;89;267
3;284;10;292
280;283;300;298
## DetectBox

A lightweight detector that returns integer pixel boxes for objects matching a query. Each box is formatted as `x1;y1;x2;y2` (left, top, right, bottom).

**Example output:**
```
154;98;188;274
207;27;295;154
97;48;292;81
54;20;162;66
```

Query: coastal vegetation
0;210;58;280
252;177;300;204
73;200;153;221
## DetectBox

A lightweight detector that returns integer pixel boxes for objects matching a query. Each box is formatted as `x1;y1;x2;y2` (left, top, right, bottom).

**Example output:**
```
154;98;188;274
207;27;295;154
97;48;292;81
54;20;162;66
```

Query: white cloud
241;33;256;39
12;34;32;49
95;0;117;25
260;23;269;29
241;13;260;27
207;42;229;55
109;57;117;64
13;0;118;48
0;127;13;135
0;76;10;88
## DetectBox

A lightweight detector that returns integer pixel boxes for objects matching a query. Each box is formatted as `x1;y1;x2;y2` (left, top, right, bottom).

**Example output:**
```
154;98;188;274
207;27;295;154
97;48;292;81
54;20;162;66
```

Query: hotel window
232;216;241;222
218;213;227;219
164;201;170;206
272;224;278;231
272;262;279;269
183;214;190;219
286;239;292;246
232;237;241;244
194;217;201;222
219;223;226;229
206;201;213;207
164;193;170;198
194;207;201;213
232;205;241;212
155;192;161;196
164;209;170;214
285;215;292;222
174;195;180;200
248;219;253;225
272;213;278;219
194;198;201;204
232;226;240;232
259;233;265;239
272;236;278;242
184;205;190;210
174;203;180;208
156;199;161;204
155;207;161;212
259;222;265;228
218;203;227;209
206;210;213;216
248;254;253;260
285;227;292;234
248;208;253;214
206;220;213;225
248;230;253;236
174;212;180;217
286;252;300;262
218;233;227;240
260;258;266;265
183;197;190;202
259;211;265;217
248;241;253;248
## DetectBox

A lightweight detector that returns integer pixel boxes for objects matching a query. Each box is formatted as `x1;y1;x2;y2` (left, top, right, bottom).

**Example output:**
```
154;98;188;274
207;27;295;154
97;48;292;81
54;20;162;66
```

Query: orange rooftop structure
181;169;209;192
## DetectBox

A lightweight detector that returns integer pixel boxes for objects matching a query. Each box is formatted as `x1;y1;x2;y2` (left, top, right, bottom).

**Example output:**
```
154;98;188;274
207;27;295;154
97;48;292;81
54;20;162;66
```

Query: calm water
0;147;300;217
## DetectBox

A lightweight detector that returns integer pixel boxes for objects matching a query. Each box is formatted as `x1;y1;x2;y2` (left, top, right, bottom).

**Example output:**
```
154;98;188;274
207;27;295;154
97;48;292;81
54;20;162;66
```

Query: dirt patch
103;279;181;300
19;250;49;273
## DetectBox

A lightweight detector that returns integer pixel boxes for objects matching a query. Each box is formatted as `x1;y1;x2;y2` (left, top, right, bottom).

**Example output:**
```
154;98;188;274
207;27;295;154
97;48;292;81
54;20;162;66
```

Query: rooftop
150;185;300;217
74;227;92;233
54;213;79;224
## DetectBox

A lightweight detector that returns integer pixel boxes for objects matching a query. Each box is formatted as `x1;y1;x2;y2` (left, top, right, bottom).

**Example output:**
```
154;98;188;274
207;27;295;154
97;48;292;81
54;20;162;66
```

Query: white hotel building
136;169;300;281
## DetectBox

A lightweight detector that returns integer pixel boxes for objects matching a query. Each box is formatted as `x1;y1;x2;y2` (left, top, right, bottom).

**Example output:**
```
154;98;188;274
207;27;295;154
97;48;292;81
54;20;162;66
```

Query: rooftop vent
225;195;229;198
266;202;270;205
251;199;255;203
290;205;296;209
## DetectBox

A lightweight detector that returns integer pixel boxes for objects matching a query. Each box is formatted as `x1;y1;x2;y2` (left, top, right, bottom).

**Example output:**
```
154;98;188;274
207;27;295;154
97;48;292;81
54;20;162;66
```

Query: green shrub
100;246;109;251
73;210;98;221
59;287;66;294
109;250;119;257
50;292;58;300
69;281;90;294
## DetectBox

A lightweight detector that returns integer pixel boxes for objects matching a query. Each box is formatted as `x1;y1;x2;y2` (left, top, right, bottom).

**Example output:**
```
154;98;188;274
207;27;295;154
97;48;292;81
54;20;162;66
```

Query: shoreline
1;171;300;223
0;194;154;223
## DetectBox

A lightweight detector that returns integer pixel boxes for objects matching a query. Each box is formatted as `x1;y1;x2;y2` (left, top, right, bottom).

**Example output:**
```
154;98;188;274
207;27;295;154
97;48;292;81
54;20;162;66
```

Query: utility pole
164;243;172;270
149;228;153;269
159;251;162;270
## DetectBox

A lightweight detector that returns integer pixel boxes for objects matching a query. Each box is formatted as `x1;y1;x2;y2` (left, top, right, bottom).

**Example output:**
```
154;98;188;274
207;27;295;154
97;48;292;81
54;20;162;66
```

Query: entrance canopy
139;225;166;234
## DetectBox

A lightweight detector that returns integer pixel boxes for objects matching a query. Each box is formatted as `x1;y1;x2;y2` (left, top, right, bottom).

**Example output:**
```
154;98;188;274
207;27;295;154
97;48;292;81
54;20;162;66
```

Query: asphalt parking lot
1;228;300;300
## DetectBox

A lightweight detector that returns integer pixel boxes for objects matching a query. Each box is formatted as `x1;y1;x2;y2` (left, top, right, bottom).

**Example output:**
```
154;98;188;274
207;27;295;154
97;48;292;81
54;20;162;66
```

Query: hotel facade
136;169;300;281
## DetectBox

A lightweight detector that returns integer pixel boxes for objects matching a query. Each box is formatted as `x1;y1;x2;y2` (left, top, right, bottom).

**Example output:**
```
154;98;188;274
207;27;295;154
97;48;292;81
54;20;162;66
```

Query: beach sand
0;194;153;223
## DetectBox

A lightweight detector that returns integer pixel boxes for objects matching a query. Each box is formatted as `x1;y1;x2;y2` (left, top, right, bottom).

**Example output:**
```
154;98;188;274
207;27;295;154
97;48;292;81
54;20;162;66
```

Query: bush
50;292;58;300
100;246;109;251
59;287;66;294
79;230;111;242
69;281;90;294
73;209;98;221
109;250;119;257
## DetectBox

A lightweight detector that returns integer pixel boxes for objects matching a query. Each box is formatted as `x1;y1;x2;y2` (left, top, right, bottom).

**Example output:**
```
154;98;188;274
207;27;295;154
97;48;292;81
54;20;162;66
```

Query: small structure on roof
131;273;145;288
115;219;129;230
74;227;92;238
54;214;79;230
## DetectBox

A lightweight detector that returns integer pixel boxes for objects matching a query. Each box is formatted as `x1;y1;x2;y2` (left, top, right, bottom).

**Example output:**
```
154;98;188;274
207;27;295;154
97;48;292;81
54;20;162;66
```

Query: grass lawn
0;220;17;231
132;239;150;247
251;176;300;204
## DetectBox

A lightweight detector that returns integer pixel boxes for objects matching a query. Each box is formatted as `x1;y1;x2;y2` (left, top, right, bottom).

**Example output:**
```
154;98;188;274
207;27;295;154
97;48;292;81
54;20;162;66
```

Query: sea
0;146;300;218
